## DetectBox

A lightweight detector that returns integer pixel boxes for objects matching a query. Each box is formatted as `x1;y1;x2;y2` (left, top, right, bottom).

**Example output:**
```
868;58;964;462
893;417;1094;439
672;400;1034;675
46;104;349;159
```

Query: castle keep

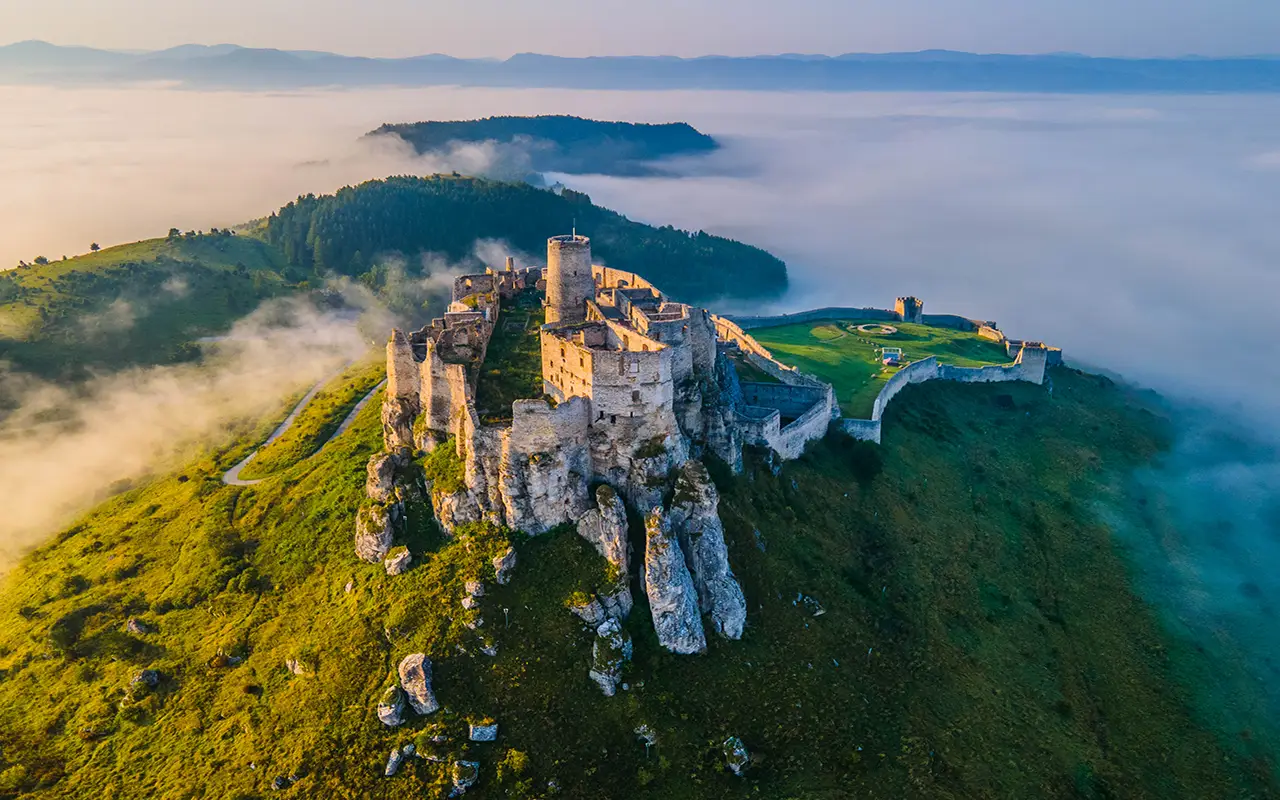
364;232;1055;657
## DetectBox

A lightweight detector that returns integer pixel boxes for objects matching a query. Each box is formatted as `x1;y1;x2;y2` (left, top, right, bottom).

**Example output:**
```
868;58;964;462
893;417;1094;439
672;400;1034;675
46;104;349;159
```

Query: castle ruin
364;232;1056;656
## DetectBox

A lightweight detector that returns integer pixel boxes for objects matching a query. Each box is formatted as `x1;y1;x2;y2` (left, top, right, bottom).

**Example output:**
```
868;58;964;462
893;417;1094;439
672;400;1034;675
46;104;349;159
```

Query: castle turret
546;235;594;325
895;296;924;324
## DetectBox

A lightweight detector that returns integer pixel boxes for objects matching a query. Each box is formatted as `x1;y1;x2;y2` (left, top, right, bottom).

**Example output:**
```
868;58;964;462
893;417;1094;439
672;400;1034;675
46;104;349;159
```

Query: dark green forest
264;175;788;303
368;115;718;177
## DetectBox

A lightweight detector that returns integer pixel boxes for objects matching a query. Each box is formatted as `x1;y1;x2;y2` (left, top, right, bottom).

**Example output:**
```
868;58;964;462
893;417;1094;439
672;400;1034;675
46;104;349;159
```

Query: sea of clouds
1;82;1278;740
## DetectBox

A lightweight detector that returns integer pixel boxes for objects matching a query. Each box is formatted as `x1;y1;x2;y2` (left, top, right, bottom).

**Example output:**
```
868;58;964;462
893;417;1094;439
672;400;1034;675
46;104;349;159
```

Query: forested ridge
264;175;788;303
369;115;717;177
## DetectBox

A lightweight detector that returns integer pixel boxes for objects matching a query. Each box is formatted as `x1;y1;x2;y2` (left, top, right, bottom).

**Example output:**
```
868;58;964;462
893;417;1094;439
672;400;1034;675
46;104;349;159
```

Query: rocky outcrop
588;617;633;697
366;450;407;504
381;395;419;451
432;489;484;532
567;595;607;627
599;586;633;620
723;736;750;776
384;547;412;576
376;686;405;727
668;461;747;640
355;504;395;563
385;744;414;777
468;722;498;742
398;653;440;716
125;618;153;636
452;761;479;795
642;507;706;655
576;485;629;575
492;547;516;585
498;398;593;535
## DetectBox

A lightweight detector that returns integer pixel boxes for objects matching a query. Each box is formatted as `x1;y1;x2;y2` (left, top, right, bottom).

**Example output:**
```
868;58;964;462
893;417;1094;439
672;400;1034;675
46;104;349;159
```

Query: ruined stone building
369;234;838;655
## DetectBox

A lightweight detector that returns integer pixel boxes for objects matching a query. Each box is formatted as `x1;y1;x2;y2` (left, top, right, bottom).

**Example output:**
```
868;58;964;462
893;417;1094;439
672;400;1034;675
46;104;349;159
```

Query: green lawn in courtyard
750;319;1012;417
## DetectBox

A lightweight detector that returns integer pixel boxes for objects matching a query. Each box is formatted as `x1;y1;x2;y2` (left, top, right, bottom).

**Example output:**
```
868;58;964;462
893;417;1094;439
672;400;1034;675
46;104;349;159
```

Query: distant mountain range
6;40;1280;92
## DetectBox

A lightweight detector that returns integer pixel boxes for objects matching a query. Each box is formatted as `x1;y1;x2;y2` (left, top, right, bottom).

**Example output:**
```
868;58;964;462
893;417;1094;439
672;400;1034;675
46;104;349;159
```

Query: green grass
474;290;546;423
751;319;1011;417
0;233;292;382
0;367;1272;798
237;356;386;480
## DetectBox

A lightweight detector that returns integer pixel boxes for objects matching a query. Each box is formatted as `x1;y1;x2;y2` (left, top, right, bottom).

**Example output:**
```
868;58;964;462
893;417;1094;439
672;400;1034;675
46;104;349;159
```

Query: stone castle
360;233;1057;660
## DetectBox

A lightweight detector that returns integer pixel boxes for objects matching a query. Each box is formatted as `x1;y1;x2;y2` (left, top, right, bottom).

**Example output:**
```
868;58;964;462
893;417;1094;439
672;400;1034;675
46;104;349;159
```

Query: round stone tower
546;234;594;325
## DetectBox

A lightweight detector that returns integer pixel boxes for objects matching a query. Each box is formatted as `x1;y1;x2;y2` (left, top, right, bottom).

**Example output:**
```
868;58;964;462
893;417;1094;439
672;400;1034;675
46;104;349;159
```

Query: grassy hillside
0;364;1272;799
751;319;1011;417
0;233;290;382
237;356;386;480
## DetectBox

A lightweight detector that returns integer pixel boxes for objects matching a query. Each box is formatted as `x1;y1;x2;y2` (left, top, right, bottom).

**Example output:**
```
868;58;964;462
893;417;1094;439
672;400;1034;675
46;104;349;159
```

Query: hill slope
368;116;719;179
0;232;289;383
0;366;1271;798
264;175;788;303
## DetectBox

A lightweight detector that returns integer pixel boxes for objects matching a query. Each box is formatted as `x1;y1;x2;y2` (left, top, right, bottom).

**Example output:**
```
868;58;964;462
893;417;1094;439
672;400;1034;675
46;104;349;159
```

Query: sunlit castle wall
545;234;595;325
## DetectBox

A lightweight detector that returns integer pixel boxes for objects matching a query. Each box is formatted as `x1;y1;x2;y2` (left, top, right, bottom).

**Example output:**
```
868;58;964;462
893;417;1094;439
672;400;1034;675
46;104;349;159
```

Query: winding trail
221;367;383;487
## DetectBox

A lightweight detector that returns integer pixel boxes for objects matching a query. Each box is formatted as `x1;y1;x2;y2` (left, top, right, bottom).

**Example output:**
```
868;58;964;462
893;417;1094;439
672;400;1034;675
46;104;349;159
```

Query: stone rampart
740;382;826;419
842;345;1051;443
727;307;898;330
593;265;658;294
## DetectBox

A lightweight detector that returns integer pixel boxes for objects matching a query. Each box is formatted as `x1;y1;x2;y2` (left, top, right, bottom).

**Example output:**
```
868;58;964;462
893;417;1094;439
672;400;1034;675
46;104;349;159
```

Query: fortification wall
871;357;940;419
740;382;826;419
500;396;594;534
773;389;835;459
593;265;658;293
727;307;899;330
920;313;977;331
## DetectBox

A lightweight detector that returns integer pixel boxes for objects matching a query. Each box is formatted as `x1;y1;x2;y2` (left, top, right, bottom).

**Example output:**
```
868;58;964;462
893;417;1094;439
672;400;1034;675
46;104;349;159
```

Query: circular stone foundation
856;323;899;335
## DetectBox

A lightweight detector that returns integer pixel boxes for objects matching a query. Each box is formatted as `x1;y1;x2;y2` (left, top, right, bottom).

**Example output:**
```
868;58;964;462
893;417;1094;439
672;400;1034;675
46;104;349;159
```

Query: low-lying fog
2;83;1278;741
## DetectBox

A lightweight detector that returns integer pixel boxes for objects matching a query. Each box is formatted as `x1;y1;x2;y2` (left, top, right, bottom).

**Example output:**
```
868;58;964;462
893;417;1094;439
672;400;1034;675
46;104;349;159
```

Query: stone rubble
468;722;498;742
125;618;153;636
451;760;480;796
723;736;750;776
376;686;405;727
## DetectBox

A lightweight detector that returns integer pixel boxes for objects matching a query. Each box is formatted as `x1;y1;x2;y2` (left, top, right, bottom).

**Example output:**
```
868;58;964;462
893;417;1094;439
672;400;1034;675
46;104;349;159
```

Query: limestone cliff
668;461;747;640
642;507;706;655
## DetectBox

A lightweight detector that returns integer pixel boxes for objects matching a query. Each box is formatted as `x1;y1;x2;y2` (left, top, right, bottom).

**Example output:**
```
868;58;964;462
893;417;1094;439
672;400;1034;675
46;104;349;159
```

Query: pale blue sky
2;0;1278;58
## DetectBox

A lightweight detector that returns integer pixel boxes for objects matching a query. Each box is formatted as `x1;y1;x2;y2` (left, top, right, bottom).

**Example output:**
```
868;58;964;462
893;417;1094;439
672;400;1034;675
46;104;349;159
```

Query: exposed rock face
723;736;750;776
642;507;706;655
567;595;606;627
384;547;412;576
285;658;306;676
381;395;419;451
376;686;405;727
468;722;498;742
366;450;406;504
355;504;394;563
588;617;633;697
432;489;484;533
576;485;629;575
397;653;440;715
668;461;747;640
599;586;633;620
492;547;516;585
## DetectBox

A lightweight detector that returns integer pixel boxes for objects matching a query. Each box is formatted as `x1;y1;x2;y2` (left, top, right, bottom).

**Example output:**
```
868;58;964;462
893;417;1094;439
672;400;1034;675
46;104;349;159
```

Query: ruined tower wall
386;330;421;400
546;235;595;325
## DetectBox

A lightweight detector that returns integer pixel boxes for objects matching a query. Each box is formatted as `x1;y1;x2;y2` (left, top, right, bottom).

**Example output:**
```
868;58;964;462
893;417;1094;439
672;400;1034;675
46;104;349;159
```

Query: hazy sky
3;0;1280;58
